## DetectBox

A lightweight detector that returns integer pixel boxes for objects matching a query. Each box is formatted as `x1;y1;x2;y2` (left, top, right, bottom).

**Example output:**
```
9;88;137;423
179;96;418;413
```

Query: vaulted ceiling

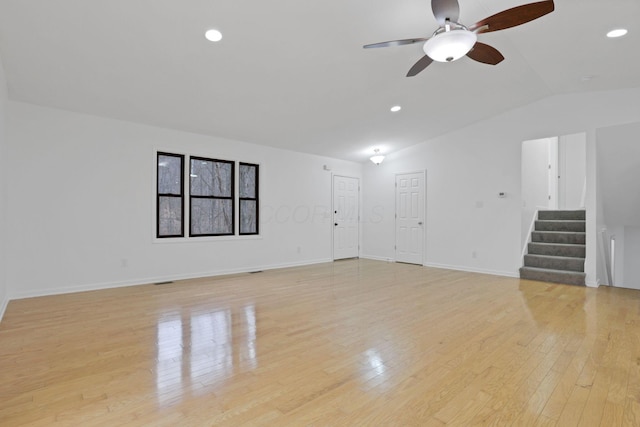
0;0;638;162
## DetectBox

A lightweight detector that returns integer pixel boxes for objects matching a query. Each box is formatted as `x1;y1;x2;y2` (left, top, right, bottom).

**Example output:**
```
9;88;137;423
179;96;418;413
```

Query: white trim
152;234;263;244
521;208;539;262
9;258;332;301
586;279;599;288
0;294;8;323
360;254;394;262
423;262;519;278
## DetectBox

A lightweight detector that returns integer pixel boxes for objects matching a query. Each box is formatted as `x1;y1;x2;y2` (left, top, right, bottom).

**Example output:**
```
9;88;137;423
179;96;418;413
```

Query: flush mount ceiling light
423;23;477;62
205;29;223;42
606;28;628;38
390;105;402;112
370;149;385;165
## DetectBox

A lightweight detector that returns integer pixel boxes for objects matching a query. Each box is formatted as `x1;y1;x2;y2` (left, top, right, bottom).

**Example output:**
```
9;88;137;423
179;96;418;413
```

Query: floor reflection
155;304;258;407
364;348;386;377
517;281;589;335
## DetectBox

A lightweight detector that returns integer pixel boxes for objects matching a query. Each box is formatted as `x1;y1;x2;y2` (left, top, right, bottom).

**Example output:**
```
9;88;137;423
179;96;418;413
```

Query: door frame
395;170;426;265
332;174;360;260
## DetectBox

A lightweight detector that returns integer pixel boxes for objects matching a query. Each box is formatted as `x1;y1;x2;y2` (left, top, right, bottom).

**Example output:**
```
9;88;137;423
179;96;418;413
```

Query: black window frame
189;156;235;237
156;152;185;238
239;162;259;236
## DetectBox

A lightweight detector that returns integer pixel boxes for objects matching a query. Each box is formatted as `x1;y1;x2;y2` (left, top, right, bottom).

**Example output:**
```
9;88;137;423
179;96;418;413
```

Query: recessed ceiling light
606;28;628;38
205;29;223;42
390;105;402;112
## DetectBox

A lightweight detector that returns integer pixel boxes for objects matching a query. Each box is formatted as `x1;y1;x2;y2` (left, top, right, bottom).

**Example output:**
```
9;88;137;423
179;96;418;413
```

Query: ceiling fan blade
432;0;460;25
469;0;554;34
466;42;505;65
363;38;428;49
407;55;434;77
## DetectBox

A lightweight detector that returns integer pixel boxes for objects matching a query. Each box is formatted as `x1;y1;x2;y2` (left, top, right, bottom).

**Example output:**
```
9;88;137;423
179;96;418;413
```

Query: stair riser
528;243;586;258
538;210;586;221
535;221;586;232
531;232;586;244
524;255;585;272
519;267;586;286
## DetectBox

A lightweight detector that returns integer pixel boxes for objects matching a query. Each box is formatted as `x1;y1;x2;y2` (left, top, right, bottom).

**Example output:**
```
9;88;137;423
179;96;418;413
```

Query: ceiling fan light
423;29;477;62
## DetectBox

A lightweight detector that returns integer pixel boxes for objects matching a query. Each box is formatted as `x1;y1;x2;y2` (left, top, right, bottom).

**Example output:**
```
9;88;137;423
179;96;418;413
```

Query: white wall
596;122;640;289
363;87;640;285
596;122;640;226
0;57;8;319
622;227;640;290
6;101;362;299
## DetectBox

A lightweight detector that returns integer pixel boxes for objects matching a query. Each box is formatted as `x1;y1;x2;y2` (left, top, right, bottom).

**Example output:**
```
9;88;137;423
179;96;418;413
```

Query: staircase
519;210;586;286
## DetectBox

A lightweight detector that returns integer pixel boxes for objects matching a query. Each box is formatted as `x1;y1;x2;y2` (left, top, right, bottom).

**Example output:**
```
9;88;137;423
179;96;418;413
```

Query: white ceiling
0;0;638;162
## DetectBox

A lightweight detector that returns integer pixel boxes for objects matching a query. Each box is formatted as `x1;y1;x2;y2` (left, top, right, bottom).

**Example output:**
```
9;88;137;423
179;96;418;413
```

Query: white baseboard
359;254;395;262
423;262;519;278
362;256;520;278
0;294;8;323
9;257;333;301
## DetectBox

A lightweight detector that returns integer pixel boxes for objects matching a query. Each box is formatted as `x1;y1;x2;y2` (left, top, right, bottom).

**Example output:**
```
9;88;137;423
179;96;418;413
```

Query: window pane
191;198;233;235
239;164;256;198
158;155;182;195
240;200;257;234
191;159;232;197
158;196;182;236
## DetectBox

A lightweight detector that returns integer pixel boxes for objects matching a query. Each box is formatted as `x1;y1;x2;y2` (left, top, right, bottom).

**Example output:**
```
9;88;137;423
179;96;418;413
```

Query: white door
333;175;359;260
396;172;424;265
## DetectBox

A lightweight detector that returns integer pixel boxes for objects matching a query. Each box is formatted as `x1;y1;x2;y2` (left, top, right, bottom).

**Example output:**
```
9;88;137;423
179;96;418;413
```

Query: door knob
418;222;423;225
334;223;338;226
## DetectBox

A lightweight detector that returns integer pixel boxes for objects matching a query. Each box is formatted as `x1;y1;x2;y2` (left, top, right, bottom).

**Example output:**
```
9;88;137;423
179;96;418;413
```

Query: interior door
396;172;424;265
333;175;359;260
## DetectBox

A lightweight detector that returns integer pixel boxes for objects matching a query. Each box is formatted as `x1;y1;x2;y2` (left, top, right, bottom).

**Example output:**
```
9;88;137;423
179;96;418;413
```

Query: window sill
153;234;263;244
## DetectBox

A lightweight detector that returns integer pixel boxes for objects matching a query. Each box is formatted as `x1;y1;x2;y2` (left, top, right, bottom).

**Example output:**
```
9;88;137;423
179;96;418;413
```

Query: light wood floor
1;259;639;426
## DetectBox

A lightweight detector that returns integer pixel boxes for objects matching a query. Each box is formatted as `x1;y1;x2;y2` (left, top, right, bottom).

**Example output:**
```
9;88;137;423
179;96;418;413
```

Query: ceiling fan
364;0;555;76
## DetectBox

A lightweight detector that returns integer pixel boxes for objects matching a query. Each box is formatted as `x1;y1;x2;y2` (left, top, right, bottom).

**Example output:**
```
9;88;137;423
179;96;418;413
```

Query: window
157;153;184;238
156;152;258;239
239;163;259;235
189;157;234;236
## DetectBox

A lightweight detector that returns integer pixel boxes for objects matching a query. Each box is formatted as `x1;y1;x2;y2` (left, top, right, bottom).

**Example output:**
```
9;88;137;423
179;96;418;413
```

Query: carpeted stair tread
524;254;585;272
535;220;586;232
531;231;586;244
519;266;586;286
528;242;586;258
538;210;586;221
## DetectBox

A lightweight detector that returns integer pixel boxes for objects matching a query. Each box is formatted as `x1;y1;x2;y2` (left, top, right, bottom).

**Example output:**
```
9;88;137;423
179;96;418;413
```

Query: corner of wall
0;54;9;322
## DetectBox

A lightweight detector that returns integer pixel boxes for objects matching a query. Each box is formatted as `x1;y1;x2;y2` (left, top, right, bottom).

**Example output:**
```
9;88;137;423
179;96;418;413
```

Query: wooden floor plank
1;259;639;425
